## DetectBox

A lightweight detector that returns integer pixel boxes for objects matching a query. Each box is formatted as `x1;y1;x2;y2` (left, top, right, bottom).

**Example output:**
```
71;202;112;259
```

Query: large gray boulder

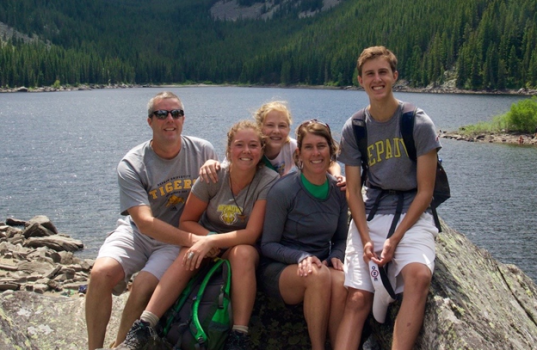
0;223;536;349
369;224;537;349
0;291;128;350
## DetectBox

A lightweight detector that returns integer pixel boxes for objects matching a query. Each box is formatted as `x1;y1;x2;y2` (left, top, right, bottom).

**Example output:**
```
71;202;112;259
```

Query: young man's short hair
357;46;398;77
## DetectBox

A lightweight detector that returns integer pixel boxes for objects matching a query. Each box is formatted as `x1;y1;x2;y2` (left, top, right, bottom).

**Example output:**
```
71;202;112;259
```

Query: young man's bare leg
114;271;159;345
86;258;125;350
392;263;431;350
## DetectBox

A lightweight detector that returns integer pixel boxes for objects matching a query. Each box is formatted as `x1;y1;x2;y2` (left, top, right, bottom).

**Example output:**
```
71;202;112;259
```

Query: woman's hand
183;236;219;270
297;256;322;277
199;160;221;183
323;257;344;271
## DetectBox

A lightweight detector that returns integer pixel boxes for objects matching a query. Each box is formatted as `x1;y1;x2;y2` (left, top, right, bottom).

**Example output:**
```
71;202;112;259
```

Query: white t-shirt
265;138;297;176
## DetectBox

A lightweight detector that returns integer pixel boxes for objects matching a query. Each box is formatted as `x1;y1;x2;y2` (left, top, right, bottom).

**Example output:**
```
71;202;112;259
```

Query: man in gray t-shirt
85;92;217;350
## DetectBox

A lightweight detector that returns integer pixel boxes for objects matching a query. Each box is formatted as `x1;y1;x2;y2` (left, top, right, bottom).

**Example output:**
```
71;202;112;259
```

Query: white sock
140;310;159;328
232;325;248;334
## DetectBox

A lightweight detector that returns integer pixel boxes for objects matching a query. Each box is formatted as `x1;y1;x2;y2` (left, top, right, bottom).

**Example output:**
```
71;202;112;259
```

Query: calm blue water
1;87;535;282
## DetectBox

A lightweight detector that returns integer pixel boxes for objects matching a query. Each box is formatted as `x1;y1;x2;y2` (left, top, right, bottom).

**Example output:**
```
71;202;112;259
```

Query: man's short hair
147;91;183;117
357;46;398;77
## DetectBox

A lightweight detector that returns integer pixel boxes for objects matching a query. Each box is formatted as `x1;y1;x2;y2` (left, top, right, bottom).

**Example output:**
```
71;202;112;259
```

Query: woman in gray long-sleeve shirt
260;119;349;350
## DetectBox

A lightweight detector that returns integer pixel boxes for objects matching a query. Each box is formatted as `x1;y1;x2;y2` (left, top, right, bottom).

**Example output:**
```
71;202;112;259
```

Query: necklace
229;171;257;223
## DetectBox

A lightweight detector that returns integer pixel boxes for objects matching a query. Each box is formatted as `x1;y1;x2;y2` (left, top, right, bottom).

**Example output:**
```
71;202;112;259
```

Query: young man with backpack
335;46;441;350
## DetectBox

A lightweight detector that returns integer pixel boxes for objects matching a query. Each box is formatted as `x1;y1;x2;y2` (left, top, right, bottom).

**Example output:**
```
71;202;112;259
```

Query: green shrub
505;96;537;133
458;97;537;135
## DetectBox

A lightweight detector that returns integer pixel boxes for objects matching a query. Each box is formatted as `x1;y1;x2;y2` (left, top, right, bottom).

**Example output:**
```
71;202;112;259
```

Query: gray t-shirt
338;101;441;214
191;163;279;233
118;136;217;230
261;171;349;264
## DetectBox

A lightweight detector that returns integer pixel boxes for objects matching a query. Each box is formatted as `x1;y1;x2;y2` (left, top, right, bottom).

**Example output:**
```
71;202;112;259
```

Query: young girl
199;101;345;186
118;120;279;350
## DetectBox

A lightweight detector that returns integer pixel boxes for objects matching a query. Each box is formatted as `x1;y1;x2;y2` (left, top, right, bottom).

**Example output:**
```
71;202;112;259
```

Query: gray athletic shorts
258;258;288;302
344;212;437;294
97;218;181;295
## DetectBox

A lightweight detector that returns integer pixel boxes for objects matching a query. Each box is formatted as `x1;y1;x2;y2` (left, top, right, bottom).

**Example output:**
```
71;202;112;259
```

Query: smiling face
297;132;331;179
261;110;291;157
227;126;264;172
147;97;185;147
358;56;398;102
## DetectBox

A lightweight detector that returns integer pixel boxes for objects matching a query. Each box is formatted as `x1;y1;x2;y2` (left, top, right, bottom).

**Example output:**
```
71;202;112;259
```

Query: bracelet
208;231;217;236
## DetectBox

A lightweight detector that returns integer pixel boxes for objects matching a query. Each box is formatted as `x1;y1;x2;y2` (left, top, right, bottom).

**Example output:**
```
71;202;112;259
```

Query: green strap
192;258;231;344
162;268;203;335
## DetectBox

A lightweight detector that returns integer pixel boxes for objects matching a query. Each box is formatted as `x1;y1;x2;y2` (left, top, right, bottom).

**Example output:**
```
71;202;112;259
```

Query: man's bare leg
392;263;431;350
86;258;125;350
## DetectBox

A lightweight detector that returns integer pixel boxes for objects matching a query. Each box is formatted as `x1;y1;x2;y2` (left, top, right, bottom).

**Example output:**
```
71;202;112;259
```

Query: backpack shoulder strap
351;108;368;186
399;103;446;232
192;258;231;345
400;103;417;161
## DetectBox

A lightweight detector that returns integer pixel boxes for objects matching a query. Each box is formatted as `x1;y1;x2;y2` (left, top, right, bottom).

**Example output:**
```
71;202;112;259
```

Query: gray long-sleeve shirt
261;171;348;265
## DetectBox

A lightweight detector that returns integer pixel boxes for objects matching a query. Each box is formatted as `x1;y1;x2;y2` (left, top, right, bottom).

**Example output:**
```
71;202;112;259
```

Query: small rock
27;215;58;234
5;218;27;226
22;223;55;238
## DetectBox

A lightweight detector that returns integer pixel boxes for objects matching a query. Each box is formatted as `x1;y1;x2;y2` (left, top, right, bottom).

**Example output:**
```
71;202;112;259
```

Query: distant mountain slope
0;0;535;91
210;0;343;21
0;21;37;44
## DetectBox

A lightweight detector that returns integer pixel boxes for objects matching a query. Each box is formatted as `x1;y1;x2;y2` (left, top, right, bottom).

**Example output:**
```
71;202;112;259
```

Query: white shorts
97;218;181;295
343;212;437;294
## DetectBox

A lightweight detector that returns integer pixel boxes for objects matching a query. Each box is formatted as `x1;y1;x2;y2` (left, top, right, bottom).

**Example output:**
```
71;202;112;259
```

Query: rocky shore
2;81;537;96
0;84;145;93
1;217;537;349
440;130;537;146
0;215;89;295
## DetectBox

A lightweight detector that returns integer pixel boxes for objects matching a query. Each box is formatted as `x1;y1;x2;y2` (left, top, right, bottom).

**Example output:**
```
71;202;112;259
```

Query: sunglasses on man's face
152;109;184;119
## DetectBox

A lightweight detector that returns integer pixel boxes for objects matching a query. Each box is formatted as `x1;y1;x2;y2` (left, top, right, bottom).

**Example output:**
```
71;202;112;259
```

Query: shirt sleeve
337;117;362;167
414;108;442;157
327;188;349;263
118;158;149;215
261;178;311;264
191;167;223;202
254;168;279;201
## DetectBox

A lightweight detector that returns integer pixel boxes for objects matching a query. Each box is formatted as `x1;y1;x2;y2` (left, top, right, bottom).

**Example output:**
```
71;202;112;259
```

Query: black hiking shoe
116;319;156;350
225;330;252;350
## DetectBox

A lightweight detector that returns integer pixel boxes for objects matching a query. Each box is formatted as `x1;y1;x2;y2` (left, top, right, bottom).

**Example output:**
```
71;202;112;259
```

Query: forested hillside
0;0;535;91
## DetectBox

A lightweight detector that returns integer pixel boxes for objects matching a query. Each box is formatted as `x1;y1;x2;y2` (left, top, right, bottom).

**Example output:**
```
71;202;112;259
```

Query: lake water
1;87;535;282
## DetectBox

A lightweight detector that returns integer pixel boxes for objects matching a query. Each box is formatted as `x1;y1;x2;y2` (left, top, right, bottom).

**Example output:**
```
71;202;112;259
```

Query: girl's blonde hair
253;101;293;142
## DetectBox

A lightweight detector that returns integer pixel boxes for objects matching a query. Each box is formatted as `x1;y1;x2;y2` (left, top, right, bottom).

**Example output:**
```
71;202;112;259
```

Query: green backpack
158;258;232;350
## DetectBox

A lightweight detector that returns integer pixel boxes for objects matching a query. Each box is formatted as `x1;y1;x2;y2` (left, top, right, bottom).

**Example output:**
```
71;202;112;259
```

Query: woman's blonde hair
226;120;266;168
